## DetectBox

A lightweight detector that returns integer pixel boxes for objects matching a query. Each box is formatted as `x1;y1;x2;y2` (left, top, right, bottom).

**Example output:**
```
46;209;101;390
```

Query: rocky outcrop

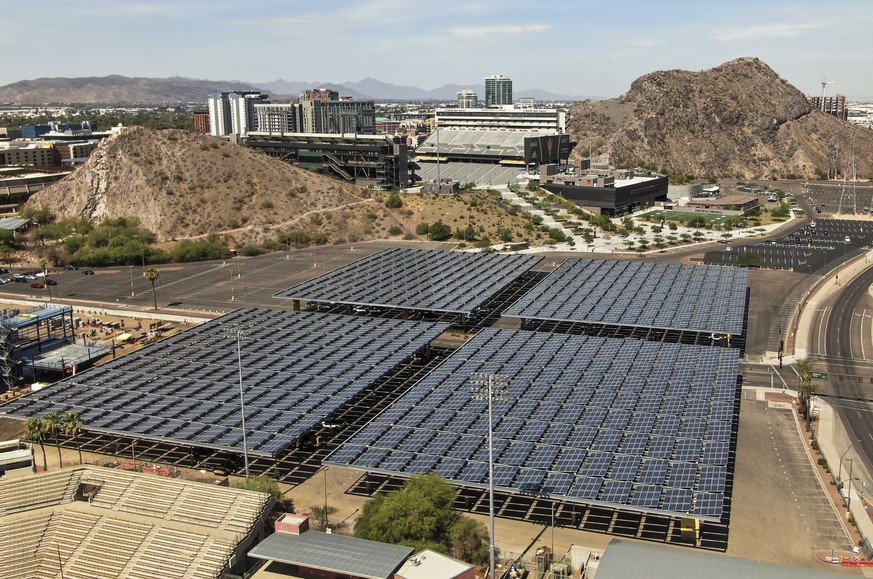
567;57;873;179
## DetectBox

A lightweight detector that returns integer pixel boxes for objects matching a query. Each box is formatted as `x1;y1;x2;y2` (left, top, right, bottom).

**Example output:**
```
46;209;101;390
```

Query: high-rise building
485;75;512;106
254;103;302;134
300;100;376;134
457;90;479;109
808;95;848;121
207;91;269;136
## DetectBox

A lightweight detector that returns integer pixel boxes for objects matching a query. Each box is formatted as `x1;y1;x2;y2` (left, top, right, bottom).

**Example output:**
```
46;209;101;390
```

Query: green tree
385;192;403;209
736;251;762;268
429;220;452;242
24;417;48;472
62;411;85;465
233;474;295;525
354;473;460;553
795;359;818;428
44;412;63;468
450;517;490;565
310;504;339;532
415;222;430;236
144;267;159;310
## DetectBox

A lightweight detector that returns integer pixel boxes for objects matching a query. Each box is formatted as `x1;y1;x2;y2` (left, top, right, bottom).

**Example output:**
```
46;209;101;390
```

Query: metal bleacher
0;466;271;579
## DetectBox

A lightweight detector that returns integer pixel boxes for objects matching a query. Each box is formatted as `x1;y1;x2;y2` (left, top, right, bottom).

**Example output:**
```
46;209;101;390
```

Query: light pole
847;459;855;513
838;439;860;487
226;328;250;478
471;372;508;579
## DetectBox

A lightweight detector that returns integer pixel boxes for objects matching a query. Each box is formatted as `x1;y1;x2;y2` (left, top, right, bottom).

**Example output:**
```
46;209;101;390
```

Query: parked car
30;282;44;289
45;279;57;286
82;270;95;276
64;264;78;271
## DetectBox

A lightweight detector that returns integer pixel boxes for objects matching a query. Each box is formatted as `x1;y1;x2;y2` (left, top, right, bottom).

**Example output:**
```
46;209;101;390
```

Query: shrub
385;193;403;208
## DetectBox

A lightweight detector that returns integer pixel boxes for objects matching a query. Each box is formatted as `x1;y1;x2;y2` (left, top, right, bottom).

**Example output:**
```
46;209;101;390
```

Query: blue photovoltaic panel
0;308;449;457
325;327;739;520
504;259;748;334
275;247;543;314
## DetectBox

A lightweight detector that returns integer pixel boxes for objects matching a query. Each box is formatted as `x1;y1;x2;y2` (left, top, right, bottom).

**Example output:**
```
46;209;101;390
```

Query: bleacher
0;466;272;579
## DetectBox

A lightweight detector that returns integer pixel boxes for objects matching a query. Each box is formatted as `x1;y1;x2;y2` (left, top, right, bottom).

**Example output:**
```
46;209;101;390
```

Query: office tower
485;75;512;106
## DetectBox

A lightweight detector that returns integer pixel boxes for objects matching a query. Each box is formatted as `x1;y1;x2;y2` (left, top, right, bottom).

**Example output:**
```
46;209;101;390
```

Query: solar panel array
503;259;748;334
0;308;450;457
326;327;739;520
275;248;543;313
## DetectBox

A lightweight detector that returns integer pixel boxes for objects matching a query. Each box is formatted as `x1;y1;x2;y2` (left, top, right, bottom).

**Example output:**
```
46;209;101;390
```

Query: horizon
1;1;872;100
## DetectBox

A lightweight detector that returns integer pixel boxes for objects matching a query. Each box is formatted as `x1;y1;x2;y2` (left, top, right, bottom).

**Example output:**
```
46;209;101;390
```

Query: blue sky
2;0;872;99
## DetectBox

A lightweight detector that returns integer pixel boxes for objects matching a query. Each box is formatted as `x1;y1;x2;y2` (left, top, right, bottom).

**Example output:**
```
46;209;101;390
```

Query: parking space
703;218;873;273
805;183;873;216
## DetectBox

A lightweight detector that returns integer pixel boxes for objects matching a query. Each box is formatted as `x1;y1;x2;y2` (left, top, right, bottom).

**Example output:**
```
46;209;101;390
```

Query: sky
2;0;872;99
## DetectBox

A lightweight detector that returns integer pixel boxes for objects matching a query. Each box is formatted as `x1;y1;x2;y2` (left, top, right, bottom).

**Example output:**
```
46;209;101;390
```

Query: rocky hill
567;58;873;179
0;75;267;105
24;127;535;248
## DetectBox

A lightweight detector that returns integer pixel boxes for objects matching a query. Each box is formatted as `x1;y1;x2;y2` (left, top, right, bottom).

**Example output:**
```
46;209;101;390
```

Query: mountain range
0;75;588;105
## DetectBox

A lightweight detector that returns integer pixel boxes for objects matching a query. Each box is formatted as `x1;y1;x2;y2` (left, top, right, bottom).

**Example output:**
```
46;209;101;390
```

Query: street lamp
838;439;860;487
225;327;250;478
847;459;855;513
471;372;508;579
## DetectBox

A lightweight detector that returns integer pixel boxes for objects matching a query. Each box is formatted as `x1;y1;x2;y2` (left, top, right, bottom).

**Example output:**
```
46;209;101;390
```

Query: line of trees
23;411;84;471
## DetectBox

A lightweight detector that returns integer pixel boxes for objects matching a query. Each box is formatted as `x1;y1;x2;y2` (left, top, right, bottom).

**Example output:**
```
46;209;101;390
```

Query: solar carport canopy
504;259;748;335
0;308;450;457
327;327;740;521
275;247;543;313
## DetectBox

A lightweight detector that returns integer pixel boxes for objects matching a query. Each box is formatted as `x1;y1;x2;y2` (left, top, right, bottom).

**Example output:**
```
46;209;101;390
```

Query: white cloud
712;22;819;42
446;23;552;39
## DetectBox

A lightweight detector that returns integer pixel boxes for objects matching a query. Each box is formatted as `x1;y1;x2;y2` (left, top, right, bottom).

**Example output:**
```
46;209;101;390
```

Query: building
300;99;376;135
456;89;479;109
540;161;669;216
55;141;99;166
485;74;512;106
249;514;416;579
686;192;759;216
0;142;55;167
208;90;269;137
245;132;411;189
809;95;848;121
435;106;565;133
0;168;72;211
192;109;210;135
254;103;302;134
300;88;339;102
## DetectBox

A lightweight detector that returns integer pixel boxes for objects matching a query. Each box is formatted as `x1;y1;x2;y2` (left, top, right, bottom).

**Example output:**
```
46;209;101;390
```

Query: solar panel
504;258;748;335
275;248;543;314
0;308;450;458
325;326;739;521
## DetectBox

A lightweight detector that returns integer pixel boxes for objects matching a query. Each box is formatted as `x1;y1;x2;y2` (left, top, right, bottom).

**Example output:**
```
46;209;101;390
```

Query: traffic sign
812;372;828;379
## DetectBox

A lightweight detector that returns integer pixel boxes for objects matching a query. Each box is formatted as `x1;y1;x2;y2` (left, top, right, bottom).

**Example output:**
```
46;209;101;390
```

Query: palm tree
44;412;63;469
63;411;84;465
24;417;48;472
144;267;159;310
794;358;818;428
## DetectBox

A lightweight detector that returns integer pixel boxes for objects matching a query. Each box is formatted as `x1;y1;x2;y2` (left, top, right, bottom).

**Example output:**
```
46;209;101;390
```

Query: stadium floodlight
224;326;250;479
471;372;509;579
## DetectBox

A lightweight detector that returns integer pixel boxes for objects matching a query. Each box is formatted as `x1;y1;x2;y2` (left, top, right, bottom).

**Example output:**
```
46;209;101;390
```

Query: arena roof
326;327;740;522
249;529;414;579
275;248;543;314
503;259;748;335
0;308;449;458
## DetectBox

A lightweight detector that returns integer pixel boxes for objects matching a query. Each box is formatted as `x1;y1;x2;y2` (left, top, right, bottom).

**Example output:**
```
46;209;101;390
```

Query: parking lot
805;182;873;216
703;218;873;274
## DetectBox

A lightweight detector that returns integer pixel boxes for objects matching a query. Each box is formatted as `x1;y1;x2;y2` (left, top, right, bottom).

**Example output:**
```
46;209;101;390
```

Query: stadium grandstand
415;129;570;187
0;465;272;579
